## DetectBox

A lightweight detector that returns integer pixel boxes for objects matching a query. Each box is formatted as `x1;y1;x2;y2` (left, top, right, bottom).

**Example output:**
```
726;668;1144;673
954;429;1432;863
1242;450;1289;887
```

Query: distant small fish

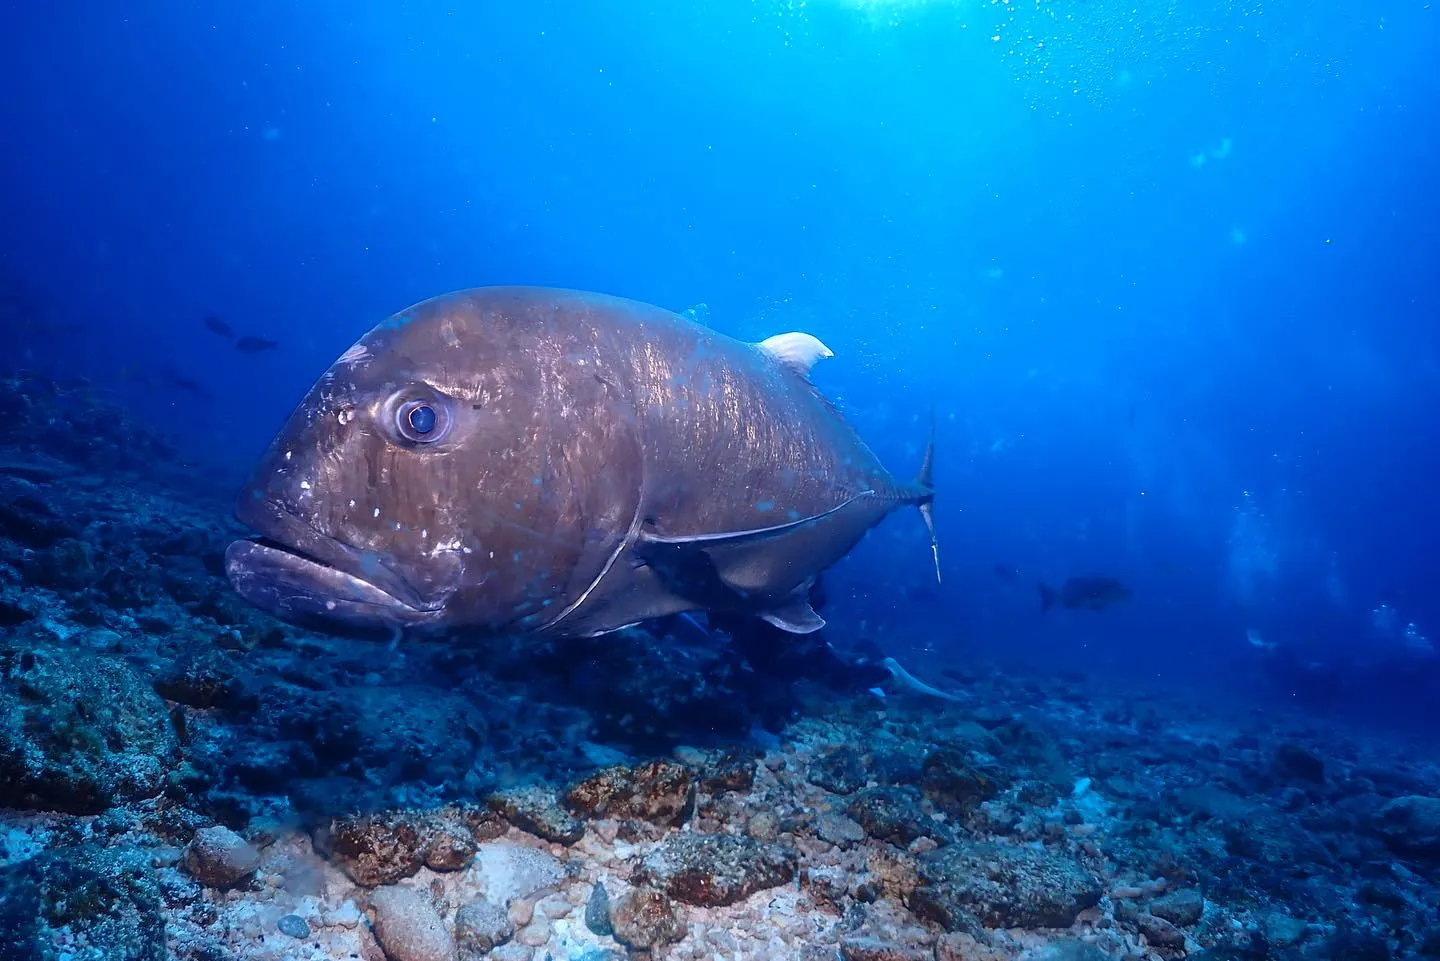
235;335;279;353
994;563;1023;581
1039;575;1132;612
203;314;236;339
157;365;214;399
1246;628;1276;652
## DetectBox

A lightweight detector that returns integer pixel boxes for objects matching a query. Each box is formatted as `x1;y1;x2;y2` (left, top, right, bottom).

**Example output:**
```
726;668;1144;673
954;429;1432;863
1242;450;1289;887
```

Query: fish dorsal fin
757;332;833;377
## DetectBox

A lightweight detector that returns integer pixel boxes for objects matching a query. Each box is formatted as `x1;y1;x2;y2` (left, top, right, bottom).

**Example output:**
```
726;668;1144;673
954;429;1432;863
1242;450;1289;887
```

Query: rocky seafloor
1;368;1439;961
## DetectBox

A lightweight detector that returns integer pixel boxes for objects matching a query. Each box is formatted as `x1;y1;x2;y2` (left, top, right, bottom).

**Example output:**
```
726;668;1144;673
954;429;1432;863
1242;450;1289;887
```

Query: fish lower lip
224;538;428;628
233;497;436;613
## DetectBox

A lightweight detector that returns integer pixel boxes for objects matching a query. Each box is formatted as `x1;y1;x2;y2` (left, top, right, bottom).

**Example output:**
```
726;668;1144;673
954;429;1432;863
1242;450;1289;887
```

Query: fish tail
911;409;939;584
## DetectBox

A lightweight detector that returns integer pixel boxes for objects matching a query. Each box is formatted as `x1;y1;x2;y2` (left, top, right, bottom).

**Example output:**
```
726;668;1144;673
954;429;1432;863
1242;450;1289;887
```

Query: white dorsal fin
757;332;834;376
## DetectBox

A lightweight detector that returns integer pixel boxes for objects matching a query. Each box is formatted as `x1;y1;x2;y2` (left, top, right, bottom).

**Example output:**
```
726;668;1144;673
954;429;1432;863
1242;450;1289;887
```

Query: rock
609;886;686;949
841;936;931;961
516;922;550;947
182;826;260;889
920;748;999;815
1323;930;1390;961
0;643;179;813
809;745;867;794
490;785;585;844
865;847;921;903
804;865;849;910
633;832;795;907
488;946;535;961
472;842;566;907
1273;742;1325;783
424;826;477;872
1262;912;1308;948
1150;888;1204;926
848;786;946;846
565;759;695;826
911;841;1103;930
698;748;757;794
319;812;430;886
0;844;166;961
585;882;613;937
747;811;780;841
456;900;513;957
815;812;867;846
1021;942;1110;961
1135;912;1185;947
369;885;457;961
277;914;311;939
1373;795;1440;859
153;649;255;710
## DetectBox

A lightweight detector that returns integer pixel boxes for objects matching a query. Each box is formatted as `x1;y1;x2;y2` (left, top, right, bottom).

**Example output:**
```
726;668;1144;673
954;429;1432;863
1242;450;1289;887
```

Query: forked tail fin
913;411;939;584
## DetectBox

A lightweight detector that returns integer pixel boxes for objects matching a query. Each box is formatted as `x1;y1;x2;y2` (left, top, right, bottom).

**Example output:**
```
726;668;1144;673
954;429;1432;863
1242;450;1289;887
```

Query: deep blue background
2;1;1436;719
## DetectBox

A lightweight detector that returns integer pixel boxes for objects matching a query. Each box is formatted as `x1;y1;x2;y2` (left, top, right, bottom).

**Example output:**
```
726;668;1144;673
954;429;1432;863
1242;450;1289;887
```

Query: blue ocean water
1;3;1439;958
7;0;1434;722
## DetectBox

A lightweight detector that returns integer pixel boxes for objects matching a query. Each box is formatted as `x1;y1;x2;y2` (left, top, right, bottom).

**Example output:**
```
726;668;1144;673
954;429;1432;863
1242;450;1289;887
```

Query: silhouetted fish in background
157;365;213;400
203;314;279;353
203;314;235;339
234;335;279;353
994;562;1023;581
1039;575;1132;612
225;286;938;640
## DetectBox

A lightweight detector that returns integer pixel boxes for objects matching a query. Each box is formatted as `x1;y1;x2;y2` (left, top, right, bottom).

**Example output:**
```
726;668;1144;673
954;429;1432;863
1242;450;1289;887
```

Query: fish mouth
225;497;441;631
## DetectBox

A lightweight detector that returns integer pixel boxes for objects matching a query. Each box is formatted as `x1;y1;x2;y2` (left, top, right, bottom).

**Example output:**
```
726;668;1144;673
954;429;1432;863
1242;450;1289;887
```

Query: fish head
225;289;616;636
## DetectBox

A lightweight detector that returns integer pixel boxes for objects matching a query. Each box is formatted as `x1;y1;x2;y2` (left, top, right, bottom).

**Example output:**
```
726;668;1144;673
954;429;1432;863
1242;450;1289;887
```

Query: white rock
368;885;456;961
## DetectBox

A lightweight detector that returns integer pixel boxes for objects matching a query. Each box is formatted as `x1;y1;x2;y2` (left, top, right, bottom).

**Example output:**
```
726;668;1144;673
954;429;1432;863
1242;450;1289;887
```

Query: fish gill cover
0;1;1437;960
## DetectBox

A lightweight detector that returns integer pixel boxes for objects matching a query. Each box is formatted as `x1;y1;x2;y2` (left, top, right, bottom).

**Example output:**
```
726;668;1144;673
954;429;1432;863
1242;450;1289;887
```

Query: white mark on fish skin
284;450;293;462
337;407;354;425
336;343;370;366
489;551;495;559
299;480;312;491
420;529;427;539
348;499;356;509
372;507;381;518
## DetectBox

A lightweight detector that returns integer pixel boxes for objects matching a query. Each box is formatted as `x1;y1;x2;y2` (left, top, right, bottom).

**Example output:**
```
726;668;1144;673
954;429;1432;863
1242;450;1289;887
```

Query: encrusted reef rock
0;844;166;961
455;899;514;957
632;832;795;906
1373;795;1440;860
317;806;497;886
317;810;432;886
0;641;179;814
182;824;260;889
610;884;687;949
808;744;868;795
920;746;1000;815
565;758;695;825
489;784;585;844
848;786;950;846
911;841;1103;930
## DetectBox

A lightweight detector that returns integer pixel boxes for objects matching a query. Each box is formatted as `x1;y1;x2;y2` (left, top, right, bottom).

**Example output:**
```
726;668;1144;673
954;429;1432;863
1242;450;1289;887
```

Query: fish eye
388;390;454;445
407;404;437;434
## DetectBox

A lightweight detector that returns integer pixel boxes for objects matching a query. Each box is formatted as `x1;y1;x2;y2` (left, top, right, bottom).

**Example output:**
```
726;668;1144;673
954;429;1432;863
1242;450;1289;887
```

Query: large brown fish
224;287;936;639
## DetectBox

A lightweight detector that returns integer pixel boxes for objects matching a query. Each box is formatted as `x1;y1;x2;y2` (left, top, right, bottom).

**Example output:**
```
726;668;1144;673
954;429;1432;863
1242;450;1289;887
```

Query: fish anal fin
757;332;834;377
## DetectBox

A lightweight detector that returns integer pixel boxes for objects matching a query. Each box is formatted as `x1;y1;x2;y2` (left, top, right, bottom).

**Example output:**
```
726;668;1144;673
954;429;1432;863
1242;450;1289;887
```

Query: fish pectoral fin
760;597;827;634
756;332;833;377
637;493;883;601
